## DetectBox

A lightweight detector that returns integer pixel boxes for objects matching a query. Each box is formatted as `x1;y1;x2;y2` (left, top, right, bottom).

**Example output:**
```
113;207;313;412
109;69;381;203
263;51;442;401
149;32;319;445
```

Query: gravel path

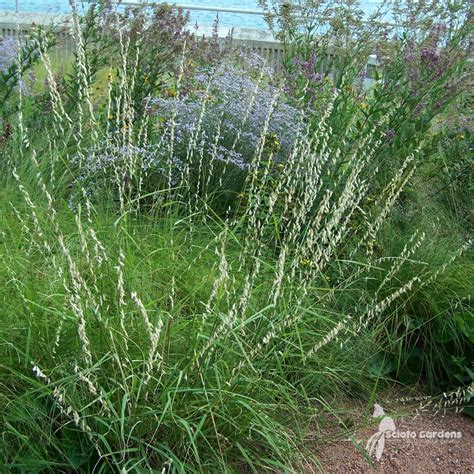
311;406;473;473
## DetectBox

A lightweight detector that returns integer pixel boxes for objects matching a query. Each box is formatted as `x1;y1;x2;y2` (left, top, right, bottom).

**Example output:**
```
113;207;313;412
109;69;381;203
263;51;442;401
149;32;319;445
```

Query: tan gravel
311;407;473;473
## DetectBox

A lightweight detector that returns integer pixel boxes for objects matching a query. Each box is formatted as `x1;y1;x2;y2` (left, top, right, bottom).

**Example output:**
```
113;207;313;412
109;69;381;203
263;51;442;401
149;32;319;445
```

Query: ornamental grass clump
0;1;472;472
260;0;473;392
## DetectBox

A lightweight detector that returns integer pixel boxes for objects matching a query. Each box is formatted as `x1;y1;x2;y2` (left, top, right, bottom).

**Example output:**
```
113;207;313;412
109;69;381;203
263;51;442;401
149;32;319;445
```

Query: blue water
0;1;381;29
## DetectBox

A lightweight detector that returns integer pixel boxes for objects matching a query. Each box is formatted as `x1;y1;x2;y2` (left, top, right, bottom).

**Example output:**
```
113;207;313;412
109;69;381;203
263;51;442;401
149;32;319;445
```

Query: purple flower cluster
286;53;326;101
420;47;440;66
402;31;453;85
385;128;395;142
0;38;18;73
71;143;184;203
397;26;461;117
73;63;302;204
0;37;31;95
293;54;324;83
148;62;301;168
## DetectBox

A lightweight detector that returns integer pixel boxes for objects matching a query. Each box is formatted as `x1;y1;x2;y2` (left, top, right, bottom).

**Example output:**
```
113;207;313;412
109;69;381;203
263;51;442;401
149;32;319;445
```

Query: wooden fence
0;9;378;78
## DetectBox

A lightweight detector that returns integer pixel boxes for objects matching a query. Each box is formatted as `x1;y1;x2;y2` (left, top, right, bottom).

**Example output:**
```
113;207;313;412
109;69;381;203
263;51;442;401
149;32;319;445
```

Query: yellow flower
360;102;369;110
300;258;311;266
344;84;354;94
458;133;465;140
265;132;281;153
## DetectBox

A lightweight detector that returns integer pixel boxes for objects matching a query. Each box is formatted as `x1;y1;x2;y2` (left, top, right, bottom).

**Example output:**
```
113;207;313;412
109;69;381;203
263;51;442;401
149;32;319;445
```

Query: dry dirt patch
310;407;473;473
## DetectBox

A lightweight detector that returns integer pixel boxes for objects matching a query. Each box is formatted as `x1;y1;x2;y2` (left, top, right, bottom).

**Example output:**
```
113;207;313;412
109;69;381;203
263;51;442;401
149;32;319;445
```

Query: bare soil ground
308;403;473;473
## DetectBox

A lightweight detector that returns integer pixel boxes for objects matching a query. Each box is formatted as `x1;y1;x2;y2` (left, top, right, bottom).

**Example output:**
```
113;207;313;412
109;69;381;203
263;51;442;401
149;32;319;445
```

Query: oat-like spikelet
351;148;419;259
375;229;426;297
420;239;472;289
202;228;231;320
131;292;164;385
69;0;99;148
115;248;129;347
11;165;51;254
39;49;72;135
165;41;188;206
402;383;474;416
74;364;111;413
33;363;104;456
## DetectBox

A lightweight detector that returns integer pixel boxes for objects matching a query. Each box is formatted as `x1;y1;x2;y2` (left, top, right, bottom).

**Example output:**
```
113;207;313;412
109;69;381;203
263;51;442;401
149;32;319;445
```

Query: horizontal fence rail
5;1;405;29
8;1;266;16
106;2;266;16
0;11;73;54
0;7;379;78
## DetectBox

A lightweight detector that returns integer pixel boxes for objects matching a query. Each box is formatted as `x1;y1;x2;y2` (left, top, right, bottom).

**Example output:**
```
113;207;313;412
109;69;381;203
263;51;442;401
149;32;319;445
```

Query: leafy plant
0;1;472;471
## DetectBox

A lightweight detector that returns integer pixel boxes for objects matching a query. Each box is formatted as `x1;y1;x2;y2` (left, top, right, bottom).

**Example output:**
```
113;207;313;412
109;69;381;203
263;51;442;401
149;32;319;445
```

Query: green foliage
0;1;472;471
375;215;473;390
0;28;56;118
